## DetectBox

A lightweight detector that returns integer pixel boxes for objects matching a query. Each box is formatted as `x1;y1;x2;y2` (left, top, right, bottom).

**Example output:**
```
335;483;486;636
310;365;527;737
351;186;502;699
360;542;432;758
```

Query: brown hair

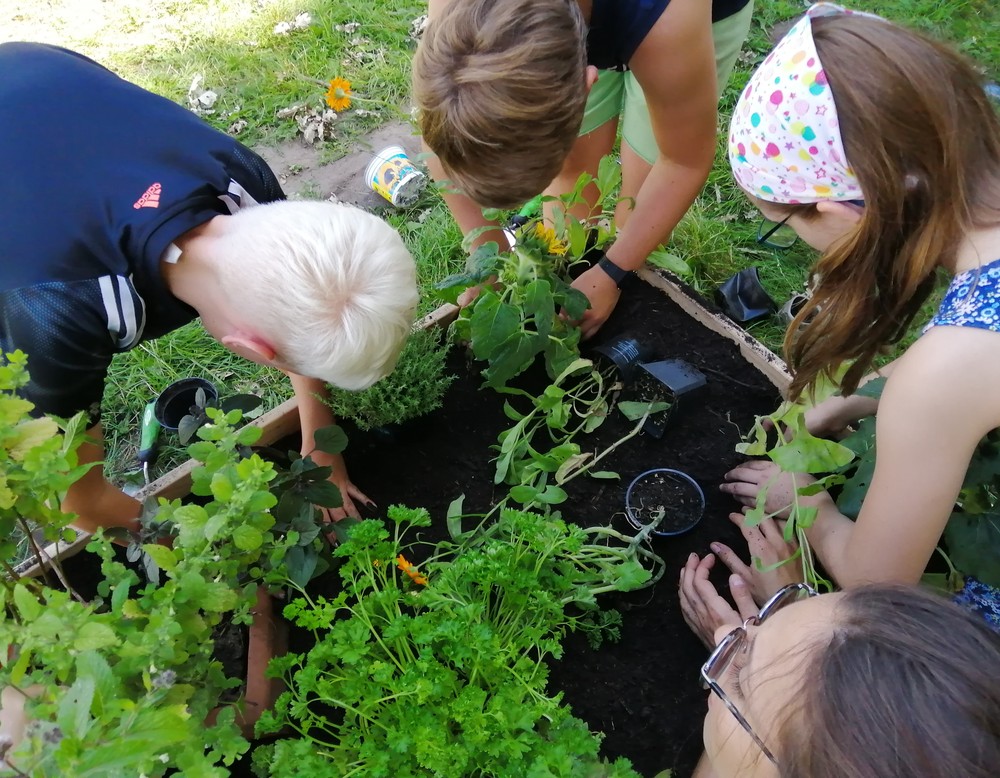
781;15;1000;399
776;585;1000;777
412;0;589;209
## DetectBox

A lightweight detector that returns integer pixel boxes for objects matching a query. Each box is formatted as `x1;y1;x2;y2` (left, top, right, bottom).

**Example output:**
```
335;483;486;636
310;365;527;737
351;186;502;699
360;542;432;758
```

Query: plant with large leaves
739;375;1000;591
437;158;623;390
435;159;664;510
735;378;858;590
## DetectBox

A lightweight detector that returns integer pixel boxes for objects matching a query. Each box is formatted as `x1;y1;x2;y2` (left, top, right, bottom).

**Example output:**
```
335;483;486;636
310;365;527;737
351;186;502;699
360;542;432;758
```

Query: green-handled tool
137;400;161;485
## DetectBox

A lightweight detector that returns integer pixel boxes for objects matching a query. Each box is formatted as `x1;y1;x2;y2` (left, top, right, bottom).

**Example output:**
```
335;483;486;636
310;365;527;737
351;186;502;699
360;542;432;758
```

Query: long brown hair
782;15;1000;399
778;585;1000;777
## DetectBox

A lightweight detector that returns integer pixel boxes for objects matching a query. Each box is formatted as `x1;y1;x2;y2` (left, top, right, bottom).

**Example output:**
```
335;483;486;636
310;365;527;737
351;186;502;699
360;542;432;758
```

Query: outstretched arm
805;349;987;586
62;423;141;533
804;359;901;438
724;334;1000;588
572;0;718;337
423;143;509;254
288;372;372;520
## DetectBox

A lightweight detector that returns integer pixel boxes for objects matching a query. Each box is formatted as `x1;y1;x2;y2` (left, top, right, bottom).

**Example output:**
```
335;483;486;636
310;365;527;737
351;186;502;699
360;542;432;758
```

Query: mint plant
0;351;91;572
0;353;337;777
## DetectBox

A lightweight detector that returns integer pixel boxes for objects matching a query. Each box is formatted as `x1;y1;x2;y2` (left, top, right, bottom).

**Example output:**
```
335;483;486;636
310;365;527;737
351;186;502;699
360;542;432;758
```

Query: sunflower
325;77;353;111
532;223;568;256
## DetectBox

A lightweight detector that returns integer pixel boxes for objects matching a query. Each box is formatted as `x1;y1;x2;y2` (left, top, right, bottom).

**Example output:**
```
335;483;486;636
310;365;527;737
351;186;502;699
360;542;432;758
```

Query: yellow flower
532;223;567;256
325;77;353;111
396;554;428;586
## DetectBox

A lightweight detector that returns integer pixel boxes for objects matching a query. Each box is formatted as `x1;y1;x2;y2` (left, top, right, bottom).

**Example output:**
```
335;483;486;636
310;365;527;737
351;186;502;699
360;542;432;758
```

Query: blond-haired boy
0;43;418;531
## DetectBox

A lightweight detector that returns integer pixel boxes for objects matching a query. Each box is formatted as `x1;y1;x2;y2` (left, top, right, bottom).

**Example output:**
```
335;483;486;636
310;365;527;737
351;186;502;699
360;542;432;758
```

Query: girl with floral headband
691;4;1000;625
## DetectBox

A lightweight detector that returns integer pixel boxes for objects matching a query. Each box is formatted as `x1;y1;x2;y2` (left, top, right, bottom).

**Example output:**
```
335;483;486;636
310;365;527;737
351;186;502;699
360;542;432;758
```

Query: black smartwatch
597;254;634;288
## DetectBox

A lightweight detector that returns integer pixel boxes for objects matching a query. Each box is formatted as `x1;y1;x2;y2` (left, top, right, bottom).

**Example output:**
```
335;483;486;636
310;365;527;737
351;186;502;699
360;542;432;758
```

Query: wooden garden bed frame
18;268;791;577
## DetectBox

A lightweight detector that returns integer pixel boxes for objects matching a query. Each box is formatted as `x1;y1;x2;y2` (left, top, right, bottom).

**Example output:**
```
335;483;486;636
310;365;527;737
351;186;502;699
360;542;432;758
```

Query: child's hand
570;264;620;339
679;552;758;648
720;460;818;518
803;395;856;440
307;449;375;521
708;512;803;607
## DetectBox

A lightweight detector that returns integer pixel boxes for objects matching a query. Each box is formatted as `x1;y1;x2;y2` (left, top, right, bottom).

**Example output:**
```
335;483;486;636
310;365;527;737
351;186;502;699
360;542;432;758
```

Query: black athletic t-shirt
587;0;752;70
0;42;284;421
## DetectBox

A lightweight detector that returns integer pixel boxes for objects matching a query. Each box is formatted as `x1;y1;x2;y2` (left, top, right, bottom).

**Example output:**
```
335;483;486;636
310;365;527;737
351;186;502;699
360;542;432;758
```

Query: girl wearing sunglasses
711;4;1000;623
677;577;1000;776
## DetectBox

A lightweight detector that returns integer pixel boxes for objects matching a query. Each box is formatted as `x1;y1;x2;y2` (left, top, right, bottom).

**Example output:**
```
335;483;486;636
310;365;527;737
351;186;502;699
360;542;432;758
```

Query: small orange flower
532;223;567;256
325;77;352;111
396;554;428;586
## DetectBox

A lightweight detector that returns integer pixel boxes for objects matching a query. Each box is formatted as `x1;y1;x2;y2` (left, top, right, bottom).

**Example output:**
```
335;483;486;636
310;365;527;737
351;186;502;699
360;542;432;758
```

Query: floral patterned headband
728;3;883;204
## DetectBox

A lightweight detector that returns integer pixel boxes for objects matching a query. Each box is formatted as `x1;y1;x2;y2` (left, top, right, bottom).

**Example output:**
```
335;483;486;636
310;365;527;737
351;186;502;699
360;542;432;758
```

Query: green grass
3;0;424;148
5;0;998;480
384;196;467;315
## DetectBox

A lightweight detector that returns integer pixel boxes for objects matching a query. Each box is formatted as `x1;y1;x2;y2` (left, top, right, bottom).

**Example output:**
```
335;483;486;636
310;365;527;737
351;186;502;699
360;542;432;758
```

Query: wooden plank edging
637;266;792;393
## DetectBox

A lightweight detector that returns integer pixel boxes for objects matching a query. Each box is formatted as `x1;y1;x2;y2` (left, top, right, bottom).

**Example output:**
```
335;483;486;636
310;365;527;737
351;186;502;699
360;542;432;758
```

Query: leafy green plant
177;389;264;445
739;374;1000;591
0;352;340;776
434;159;669;508
324;328;455;431
735;378;857;590
437;157;622;390
0;351;91;572
254;504;662;778
495;358;665;510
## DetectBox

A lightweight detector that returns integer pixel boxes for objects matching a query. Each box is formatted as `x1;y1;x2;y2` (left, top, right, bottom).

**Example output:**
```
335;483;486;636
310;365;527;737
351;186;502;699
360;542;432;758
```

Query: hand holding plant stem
722;386;860;593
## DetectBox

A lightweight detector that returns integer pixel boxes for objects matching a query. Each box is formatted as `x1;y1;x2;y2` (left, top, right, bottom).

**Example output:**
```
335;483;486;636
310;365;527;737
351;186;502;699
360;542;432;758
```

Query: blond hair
215;201;418;390
413;0;589;209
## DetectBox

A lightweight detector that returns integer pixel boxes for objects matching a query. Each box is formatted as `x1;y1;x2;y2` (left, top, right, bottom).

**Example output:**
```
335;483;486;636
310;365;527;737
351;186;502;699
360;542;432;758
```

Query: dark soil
274;277;781;778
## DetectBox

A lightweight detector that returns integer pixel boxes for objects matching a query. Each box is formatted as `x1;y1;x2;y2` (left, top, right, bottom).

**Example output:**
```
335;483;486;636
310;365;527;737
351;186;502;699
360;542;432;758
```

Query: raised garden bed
218;270;786;777
20;270;786;777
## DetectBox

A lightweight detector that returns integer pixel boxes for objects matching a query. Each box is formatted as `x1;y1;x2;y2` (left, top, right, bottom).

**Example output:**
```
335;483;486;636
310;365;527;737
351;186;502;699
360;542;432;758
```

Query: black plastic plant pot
631;359;707;439
592;335;654;383
714;267;777;325
625;468;706;537
154;377;219;431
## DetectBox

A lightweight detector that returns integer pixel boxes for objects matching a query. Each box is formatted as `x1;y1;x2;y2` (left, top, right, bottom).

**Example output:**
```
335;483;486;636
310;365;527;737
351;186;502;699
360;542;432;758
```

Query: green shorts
580;1;755;164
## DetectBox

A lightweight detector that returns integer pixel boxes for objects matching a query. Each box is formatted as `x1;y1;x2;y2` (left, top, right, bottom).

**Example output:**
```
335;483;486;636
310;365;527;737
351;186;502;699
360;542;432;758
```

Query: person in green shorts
414;0;754;337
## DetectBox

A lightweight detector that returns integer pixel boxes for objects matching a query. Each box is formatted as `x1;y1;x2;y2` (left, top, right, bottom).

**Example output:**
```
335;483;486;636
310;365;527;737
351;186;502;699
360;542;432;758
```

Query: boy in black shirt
0;43;418;531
